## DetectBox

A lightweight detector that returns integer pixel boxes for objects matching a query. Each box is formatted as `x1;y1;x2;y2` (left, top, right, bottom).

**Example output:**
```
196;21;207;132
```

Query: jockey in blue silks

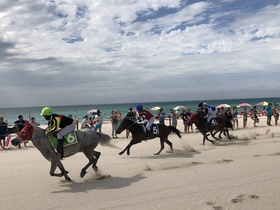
198;102;218;128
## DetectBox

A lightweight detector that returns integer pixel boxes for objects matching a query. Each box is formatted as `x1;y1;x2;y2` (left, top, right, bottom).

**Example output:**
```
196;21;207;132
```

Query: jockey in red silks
135;104;155;136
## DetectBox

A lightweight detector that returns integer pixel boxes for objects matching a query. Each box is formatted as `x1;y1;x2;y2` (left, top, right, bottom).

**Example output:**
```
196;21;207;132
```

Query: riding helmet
40;107;54;116
136;104;143;111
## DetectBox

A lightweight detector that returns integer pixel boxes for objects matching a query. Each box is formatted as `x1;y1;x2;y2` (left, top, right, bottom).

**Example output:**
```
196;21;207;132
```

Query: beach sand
1;116;280;210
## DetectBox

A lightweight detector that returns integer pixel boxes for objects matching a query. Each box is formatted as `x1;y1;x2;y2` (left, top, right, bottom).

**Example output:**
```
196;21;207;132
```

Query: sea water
1;97;279;126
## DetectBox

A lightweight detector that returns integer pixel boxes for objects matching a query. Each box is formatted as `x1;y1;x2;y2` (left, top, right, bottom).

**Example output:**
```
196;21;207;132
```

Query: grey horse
11;121;111;181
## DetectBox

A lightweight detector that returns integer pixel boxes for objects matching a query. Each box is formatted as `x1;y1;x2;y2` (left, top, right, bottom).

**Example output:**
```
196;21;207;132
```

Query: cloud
0;0;279;108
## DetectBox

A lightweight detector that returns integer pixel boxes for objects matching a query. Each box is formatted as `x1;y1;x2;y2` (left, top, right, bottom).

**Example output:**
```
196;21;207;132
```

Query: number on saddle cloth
210;118;217;126
140;124;159;135
48;131;78;148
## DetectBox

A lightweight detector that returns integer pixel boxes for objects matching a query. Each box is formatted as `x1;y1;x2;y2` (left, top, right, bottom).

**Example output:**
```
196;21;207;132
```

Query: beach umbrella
150;106;161;111
237;103;252;108
256;101;269;106
87;109;98;114
173;105;187;111
216;104;231;109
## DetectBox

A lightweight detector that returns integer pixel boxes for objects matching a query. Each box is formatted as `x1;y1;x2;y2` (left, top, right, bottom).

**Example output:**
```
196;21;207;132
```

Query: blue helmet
136;104;143;111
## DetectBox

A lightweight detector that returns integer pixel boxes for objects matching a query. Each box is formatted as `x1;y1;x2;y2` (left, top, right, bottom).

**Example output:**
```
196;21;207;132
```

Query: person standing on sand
232;106;239;129
273;104;279;126
252;106;259;127
94;110;103;132
111;110;119;139
0;117;8;149
243;108;248;129
266;103;272;126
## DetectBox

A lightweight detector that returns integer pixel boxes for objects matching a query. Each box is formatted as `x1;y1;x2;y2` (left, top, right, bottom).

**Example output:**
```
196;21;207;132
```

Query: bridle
17;121;34;141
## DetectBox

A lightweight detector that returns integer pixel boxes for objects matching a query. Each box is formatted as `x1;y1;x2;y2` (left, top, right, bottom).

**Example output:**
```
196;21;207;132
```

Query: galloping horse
11;121;111;181
188;110;232;145
116;117;181;156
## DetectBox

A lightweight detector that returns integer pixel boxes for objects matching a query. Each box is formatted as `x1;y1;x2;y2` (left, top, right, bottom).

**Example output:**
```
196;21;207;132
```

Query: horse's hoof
93;166;98;173
80;170;87;178
118;152;123;155
65;177;72;181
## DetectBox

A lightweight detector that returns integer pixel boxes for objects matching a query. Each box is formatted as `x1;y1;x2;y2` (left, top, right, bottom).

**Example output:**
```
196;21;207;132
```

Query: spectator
232;106;239;129
29;117;40;127
242;108;248;129
157;108;165;124
0;117;8;149
81;115;90;129
94;110;103;132
252;106;259;127
111;110;119;138
180;110;189;133
14;115;25;132
273;103;279;126
266;103;272;126
169;109;178;128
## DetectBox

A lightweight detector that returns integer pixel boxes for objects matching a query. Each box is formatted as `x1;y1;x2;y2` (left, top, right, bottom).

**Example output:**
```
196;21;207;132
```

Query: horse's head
116;117;135;134
11;121;34;146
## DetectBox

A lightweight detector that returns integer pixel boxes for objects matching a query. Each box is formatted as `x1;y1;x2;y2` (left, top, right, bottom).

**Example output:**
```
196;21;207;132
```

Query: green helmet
40;107;53;116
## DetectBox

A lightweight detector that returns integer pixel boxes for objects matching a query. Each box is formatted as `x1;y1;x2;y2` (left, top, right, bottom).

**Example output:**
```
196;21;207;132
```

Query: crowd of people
1;102;279;152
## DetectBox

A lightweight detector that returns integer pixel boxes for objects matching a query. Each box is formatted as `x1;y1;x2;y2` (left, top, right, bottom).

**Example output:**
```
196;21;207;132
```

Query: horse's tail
98;132;112;146
97;132;121;149
168;126;182;138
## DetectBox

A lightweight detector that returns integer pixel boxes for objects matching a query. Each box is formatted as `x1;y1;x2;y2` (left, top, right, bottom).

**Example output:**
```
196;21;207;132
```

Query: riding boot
146;129;151;138
57;139;64;160
206;122;210;130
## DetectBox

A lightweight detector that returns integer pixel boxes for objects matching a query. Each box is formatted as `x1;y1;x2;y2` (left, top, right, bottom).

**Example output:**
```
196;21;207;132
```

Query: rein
123;120;137;131
121;118;136;130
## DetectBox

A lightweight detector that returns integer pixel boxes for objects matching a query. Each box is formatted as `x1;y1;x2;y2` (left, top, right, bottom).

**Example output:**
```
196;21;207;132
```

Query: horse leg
163;138;173;154
226;129;231;141
92;151;101;174
154;137;165;155
50;161;71;181
80;150;101;178
218;131;222;139
119;138;140;156
204;133;215;144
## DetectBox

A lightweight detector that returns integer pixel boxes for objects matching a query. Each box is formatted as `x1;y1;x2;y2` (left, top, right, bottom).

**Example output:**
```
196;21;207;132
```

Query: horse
116;117;182;156
11;121;111;181
188;110;232;145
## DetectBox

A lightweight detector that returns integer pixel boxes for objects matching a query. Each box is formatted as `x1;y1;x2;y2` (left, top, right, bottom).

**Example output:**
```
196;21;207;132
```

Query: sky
0;0;280;108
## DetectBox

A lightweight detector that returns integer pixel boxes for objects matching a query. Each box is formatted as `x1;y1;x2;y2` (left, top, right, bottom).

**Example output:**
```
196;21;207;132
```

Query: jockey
198;102;218;128
135;104;155;136
40;107;76;159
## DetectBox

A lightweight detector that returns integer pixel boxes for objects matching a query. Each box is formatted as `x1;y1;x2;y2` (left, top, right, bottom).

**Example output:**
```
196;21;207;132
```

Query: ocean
1;97;279;126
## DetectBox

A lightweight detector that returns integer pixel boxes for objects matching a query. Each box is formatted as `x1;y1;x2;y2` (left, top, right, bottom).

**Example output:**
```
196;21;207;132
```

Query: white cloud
0;0;279;108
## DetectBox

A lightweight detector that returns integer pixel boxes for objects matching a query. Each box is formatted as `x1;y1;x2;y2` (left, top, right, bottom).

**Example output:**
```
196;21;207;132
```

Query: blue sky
0;0;279;108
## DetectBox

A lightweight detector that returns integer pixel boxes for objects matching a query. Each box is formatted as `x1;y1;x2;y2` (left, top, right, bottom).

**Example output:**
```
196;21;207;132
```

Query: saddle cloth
141;123;159;135
48;131;78;148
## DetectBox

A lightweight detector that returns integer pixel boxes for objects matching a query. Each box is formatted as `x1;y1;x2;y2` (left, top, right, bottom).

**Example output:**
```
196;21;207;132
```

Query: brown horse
188;110;232;145
116;117;181;155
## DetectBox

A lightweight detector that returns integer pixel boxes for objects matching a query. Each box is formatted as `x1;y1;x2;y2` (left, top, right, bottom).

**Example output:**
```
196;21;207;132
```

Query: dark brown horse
188;110;232;145
116;117;181;155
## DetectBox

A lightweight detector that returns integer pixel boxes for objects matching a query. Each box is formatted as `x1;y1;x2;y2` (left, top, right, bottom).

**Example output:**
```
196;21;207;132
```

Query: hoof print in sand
231;194;260;204
206;201;225;210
